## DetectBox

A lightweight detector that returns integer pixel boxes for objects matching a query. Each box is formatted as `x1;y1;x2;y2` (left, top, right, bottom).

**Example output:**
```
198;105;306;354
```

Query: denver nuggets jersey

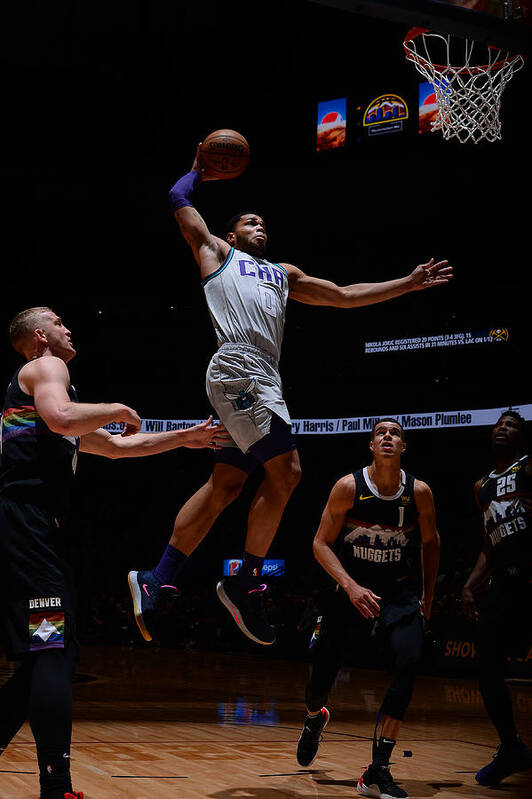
202;247;289;364
477;455;532;575
337;467;422;597
0;363;79;514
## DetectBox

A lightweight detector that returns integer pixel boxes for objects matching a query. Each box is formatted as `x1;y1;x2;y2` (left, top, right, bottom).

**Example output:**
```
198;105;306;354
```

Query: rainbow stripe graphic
29;612;65;652
1;405;40;441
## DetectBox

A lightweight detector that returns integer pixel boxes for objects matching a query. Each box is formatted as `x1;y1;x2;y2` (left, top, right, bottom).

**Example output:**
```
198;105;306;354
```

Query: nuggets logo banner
363;94;408;136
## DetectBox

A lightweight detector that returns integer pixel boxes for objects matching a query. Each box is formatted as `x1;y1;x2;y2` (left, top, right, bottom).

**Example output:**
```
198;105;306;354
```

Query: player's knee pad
380;662;418;720
380;686;411;721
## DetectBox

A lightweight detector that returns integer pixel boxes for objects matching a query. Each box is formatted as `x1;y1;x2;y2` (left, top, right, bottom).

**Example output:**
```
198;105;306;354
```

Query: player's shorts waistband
218;342;278;370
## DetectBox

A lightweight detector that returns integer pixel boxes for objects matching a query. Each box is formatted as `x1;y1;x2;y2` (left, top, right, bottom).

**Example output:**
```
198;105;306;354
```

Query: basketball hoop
404;28;525;143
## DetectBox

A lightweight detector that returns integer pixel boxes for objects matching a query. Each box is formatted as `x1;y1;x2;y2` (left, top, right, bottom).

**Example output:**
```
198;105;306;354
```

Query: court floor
1;646;531;798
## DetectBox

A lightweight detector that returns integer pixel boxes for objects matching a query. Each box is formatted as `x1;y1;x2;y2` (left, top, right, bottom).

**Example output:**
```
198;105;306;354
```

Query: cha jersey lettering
202;248;289;364
238;259;286;287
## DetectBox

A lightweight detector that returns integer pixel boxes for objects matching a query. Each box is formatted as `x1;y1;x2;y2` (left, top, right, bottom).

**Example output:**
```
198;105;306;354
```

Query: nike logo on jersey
359;494;375;501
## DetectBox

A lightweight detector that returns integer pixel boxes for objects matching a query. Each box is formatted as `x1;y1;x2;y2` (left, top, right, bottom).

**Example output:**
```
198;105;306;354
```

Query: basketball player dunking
462;410;532;786
297;419;440;799
128;147;452;647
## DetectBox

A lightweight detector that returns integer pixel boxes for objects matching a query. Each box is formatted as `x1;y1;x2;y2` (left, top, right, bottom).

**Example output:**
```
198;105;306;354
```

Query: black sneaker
296;707;330;767
128;569;177;642
357;764;408;799
475;739;532;786
216;578;275;645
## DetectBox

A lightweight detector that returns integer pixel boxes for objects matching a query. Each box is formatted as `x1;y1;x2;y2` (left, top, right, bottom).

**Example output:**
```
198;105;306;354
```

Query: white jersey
202;247;289;364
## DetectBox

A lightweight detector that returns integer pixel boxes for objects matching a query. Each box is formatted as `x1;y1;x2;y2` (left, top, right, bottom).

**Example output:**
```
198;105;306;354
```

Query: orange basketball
199;129;250;179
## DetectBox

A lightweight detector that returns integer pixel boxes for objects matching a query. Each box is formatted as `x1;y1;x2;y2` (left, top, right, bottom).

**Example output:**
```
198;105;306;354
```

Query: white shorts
206;343;291;454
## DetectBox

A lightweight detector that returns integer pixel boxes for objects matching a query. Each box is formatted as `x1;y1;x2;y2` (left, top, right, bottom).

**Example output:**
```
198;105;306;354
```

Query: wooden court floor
1;646;531;799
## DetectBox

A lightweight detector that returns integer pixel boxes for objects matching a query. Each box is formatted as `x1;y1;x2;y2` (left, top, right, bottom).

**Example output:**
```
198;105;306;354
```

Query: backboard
308;0;532;52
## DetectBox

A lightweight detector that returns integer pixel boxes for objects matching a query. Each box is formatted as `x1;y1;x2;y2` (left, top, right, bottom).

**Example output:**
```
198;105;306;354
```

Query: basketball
199;129;250;179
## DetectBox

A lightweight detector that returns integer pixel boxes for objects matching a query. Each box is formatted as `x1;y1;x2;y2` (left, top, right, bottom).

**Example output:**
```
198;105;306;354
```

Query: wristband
169;170;200;212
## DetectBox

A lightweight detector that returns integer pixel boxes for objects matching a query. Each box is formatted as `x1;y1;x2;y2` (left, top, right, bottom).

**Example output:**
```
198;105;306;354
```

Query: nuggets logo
489;328;509;341
363;94;408;127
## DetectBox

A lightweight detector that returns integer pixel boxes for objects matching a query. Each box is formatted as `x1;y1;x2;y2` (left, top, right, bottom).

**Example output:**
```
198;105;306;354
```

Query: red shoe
38;793;84;799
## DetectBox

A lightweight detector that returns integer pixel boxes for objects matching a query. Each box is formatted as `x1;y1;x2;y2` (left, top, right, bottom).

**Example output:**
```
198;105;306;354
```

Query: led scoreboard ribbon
104;404;532;436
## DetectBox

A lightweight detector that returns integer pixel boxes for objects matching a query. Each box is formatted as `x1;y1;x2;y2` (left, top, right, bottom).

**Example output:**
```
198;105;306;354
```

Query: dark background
0;0;530;667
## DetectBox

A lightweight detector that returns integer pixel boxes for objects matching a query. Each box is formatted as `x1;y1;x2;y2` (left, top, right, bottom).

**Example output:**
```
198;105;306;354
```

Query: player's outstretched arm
283;258;452;308
313;475;381;619
79;416;231;458
414;479;441;621
169;144;230;279
22;356;141;437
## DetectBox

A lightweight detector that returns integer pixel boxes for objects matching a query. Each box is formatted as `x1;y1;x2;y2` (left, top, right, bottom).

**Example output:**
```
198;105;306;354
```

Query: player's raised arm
313;475;381;618
169;144;230;279
282;258;453;308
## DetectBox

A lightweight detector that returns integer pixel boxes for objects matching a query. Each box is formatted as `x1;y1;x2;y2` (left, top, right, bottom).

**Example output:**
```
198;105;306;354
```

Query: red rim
404;26;525;74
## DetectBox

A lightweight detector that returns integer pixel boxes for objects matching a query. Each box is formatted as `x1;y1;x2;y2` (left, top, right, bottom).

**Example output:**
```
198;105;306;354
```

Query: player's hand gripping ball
198;129;250;179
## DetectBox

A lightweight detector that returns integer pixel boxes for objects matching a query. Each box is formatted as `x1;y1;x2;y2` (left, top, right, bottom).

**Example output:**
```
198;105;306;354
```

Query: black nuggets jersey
477;454;532;576
0;363;80;515
337;467;422;597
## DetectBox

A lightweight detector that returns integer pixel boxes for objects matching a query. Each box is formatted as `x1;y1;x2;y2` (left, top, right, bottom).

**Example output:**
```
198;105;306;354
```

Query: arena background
0;0;530;677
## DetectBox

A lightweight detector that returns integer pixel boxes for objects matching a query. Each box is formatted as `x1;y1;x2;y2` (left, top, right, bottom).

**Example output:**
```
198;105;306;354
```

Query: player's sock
373;736;396;766
237;551;264;588
500;731;521;748
37;754;72;798
479;670;518;746
153;545;187;586
29;648;76;799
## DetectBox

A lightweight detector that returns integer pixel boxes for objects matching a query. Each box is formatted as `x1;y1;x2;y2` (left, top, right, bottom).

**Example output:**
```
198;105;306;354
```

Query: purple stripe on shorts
215;413;296;472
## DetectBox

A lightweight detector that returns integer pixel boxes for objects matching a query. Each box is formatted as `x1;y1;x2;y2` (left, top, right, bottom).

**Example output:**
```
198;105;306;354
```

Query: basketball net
404;28;525;143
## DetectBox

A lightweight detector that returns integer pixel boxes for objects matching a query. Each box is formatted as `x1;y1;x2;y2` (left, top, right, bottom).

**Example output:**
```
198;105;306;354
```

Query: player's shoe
296;707;330;767
357;764;408;799
128;569;177;642
475;738;532;786
216;578;275;645
38;793;84;799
